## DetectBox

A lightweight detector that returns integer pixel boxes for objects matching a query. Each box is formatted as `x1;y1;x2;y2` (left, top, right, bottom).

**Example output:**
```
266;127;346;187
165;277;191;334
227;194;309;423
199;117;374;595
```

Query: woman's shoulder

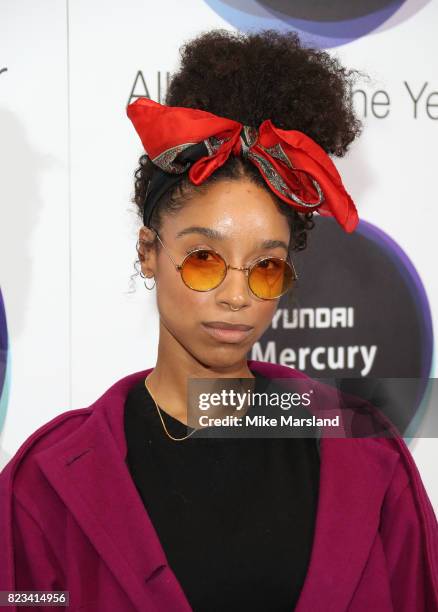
252;361;432;504
0;405;94;497
0;368;151;485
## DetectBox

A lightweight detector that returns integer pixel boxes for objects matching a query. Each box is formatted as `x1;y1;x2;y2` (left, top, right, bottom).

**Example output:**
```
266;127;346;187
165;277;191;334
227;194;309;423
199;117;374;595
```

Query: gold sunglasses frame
137;228;298;300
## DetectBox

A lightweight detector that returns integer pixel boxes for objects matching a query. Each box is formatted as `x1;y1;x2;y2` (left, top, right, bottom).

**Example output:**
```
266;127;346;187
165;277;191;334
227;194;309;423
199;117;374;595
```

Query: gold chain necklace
144;376;197;442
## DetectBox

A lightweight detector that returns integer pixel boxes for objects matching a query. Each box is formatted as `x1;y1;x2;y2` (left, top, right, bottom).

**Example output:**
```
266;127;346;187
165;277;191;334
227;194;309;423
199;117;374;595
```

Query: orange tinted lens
181;250;226;291
249;258;295;299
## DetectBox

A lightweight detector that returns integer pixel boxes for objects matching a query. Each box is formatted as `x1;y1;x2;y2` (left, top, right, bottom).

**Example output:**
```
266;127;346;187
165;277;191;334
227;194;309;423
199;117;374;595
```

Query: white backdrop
1;0;437;512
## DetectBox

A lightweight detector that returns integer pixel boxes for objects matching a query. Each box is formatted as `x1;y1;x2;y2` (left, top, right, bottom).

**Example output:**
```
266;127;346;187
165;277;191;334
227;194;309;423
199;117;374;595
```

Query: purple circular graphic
204;0;432;48
0;288;10;435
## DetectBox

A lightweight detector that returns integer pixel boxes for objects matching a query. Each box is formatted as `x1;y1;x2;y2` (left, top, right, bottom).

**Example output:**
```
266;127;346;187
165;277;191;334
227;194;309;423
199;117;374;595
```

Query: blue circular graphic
204;0;431;48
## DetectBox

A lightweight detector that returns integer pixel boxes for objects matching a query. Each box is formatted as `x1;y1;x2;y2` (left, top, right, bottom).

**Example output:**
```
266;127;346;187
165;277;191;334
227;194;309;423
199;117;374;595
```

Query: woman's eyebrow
175;226;288;252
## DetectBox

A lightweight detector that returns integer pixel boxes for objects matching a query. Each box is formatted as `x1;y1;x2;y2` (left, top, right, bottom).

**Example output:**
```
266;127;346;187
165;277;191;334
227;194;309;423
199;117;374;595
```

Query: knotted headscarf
127;97;359;232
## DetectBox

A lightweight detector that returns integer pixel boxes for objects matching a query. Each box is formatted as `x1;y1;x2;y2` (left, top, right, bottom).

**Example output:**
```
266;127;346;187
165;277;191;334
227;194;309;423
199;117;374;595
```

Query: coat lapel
34;362;400;612
294;436;399;610
248;360;401;611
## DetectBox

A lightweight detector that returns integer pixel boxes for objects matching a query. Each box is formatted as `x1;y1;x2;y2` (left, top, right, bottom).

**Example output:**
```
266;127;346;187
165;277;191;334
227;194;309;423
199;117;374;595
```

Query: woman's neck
144;322;255;425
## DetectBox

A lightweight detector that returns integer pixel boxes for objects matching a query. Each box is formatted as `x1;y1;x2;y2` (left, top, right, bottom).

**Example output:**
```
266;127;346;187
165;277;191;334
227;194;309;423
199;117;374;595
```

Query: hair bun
165;28;362;157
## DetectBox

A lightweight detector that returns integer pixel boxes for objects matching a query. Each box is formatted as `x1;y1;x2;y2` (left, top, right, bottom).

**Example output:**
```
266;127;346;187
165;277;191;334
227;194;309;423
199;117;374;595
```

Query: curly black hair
129;29;362;290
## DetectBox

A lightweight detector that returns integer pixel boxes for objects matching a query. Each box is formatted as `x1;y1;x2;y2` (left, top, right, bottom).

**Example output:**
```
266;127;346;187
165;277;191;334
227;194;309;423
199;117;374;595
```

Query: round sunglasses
138;228;298;300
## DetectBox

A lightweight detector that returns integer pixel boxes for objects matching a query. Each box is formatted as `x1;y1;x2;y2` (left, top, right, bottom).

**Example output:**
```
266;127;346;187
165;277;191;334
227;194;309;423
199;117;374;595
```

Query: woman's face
139;178;291;369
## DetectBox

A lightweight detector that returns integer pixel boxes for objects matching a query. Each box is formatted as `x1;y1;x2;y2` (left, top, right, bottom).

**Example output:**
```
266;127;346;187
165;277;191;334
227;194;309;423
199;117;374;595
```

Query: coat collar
35;360;401;611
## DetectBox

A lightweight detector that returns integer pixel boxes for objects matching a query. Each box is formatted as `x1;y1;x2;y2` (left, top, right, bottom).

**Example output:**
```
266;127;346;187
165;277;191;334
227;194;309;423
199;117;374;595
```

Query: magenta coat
1;359;438;611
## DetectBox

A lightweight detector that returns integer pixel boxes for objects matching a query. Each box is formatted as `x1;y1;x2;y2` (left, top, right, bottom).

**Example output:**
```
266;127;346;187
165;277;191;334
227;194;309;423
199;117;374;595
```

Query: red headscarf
127;97;359;233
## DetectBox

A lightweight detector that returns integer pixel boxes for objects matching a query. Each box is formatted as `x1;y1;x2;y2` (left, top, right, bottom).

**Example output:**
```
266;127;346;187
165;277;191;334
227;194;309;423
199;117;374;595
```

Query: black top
124;369;320;612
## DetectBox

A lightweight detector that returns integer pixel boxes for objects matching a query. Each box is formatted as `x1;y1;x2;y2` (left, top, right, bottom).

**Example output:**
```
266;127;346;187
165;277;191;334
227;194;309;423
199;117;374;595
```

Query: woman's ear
137;226;158;277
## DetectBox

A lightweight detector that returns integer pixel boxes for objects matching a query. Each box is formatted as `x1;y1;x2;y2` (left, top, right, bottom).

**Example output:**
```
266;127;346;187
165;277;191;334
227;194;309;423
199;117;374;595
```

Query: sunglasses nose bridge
227;264;246;270
227;264;249;273
220;263;252;301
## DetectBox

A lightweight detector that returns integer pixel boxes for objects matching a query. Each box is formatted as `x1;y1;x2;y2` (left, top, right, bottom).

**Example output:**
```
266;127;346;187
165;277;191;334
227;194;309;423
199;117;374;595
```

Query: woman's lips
201;322;253;343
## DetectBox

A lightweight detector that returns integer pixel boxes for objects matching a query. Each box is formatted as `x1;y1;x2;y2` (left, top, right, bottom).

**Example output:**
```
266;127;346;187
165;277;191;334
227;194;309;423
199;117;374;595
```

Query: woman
1;29;437;612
